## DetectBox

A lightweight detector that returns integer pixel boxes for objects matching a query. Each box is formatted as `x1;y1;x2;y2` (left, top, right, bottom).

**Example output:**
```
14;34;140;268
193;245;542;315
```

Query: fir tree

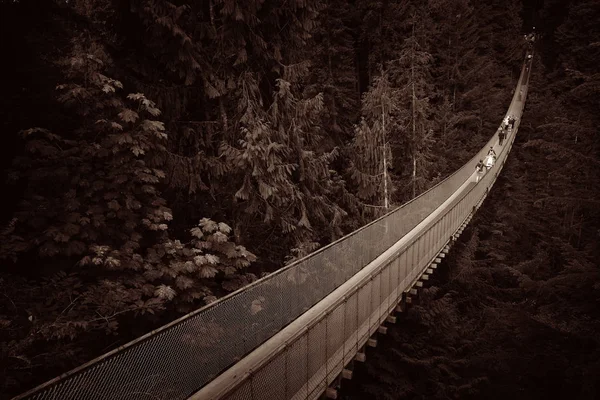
220;75;350;262
388;9;436;199
309;0;359;142
0;36;256;383
348;70;395;214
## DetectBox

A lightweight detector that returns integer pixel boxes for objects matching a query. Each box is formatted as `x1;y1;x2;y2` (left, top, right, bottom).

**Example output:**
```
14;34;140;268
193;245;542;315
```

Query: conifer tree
429;0;479;106
220;74;350;262
522;0;600;244
388;9;436;199
123;0;340;259
348;70;395;213
309;0;359;141
355;0;409;86
1;35;256;341
428;0;494;168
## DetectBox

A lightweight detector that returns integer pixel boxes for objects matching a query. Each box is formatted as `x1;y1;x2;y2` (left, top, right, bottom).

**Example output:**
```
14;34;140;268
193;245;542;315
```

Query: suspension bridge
14;52;534;400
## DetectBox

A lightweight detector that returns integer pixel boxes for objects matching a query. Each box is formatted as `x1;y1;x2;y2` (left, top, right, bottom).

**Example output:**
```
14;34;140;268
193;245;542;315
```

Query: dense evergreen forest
0;0;596;398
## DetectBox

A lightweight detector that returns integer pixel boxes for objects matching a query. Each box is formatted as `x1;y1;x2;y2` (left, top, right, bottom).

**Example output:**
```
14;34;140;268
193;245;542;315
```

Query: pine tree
355;0;410;86
122;0;346;260
308;0;359;142
220;74;350;262
348;70;394;214
1;35;256;339
388;8;436;200
428;0;495;170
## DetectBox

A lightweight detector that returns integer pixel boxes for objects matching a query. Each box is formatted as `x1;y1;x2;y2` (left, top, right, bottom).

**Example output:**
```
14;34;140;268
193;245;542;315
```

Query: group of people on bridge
524;29;537;71
474;31;535;184
499;114;516;145
474;114;517;182
473;32;535;184
524;27;538;47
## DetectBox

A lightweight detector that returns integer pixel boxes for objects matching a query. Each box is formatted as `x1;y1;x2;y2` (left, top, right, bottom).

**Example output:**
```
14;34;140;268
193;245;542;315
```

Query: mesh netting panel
370;275;381;327
306;320;327;398
252;353;286;400
343;292;358;364
326;304;345;382
389;257;399;303
226;380;252;400
380;264;391;312
286;334;309;399
356;282;371;344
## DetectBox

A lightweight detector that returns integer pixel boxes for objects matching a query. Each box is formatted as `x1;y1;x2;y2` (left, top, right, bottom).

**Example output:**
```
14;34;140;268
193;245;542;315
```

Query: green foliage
5;34;257;289
4;38;170;263
356;0;410;77
344;153;599;399
139;218;257;309
387;9;437;199
220;76;351;261
348;72;395;211
0;34;257;395
308;0;359;138
339;4;599;398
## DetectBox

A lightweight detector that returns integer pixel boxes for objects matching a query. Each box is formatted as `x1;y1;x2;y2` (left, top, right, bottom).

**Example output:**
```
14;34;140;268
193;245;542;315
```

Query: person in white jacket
484;147;497;169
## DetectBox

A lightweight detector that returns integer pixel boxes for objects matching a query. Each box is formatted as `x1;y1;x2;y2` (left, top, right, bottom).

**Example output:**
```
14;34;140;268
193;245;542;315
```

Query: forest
0;0;598;398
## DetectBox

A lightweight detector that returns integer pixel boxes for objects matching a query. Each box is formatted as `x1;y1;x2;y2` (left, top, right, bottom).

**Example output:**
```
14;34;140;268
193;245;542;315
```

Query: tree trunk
452;86;456;111
219;96;229;135
326;21;340;133
291;121;306;183
382;80;389;211
209;0;216;33
411;20;417;199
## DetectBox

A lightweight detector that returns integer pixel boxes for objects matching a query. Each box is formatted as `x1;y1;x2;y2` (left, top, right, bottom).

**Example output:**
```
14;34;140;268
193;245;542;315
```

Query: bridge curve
15;53;534;400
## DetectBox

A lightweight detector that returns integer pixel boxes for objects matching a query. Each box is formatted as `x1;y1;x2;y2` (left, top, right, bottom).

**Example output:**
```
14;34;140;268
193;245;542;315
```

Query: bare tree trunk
209;0;216;33
381;73;389;211
219;97;228;134
355;48;361;98
452;86;456;111
326;21;341;133
411;20;417;199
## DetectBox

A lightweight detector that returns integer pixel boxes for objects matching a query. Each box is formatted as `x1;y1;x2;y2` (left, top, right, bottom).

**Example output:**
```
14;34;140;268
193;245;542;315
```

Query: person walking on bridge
499;129;507;146
508;115;517;130
503;116;510;133
484;153;495;170
475;159;485;182
476;159;485;172
485;147;497;169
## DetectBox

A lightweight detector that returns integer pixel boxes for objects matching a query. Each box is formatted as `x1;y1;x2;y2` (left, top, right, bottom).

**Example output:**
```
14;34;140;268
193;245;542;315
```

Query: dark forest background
0;0;597;398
